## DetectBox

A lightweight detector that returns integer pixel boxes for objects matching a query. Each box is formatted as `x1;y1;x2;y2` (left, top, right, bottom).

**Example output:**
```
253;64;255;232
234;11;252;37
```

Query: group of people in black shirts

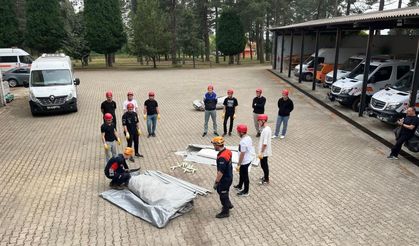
100;91;160;189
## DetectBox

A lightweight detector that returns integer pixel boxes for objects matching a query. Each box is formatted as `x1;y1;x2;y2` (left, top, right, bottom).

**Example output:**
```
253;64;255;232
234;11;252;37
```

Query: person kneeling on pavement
104;147;134;189
212;136;234;218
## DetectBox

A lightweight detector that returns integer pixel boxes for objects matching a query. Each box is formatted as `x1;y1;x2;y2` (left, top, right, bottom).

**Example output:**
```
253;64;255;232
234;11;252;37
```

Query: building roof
270;6;419;31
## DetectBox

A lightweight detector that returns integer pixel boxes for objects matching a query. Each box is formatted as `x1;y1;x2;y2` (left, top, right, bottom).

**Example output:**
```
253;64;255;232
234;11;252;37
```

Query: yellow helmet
123;147;134;156
211;136;225;146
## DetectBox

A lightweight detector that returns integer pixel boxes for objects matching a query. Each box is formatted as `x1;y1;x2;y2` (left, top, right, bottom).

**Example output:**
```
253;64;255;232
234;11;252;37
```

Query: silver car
2;67;30;87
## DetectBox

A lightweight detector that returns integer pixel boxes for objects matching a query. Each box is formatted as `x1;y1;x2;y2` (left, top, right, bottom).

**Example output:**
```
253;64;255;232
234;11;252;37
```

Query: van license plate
47;106;60;110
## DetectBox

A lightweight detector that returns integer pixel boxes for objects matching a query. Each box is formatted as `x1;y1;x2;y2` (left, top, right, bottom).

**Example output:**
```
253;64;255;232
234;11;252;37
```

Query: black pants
223;113;234;134
126;130;139;154
217;181;232;211
390;134;412;157
237;163;250;193
260;157;269;182
111;172;131;186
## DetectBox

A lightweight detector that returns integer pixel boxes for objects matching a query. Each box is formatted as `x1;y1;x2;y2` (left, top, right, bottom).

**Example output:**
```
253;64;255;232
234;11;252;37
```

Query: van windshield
31;69;72;87
347;64;377;80
391;71;413;92
341;58;363;71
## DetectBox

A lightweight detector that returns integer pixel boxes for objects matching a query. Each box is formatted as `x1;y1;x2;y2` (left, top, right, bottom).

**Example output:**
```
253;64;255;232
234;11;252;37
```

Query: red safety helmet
282;89;289;96
105;91;113;97
257;114;268;121
256;88;262;93
104;113;113;120
127;103;134;109
208;85;214;90
227;89;234;95
236;124;247;134
148;91;155;96
127;91;134;96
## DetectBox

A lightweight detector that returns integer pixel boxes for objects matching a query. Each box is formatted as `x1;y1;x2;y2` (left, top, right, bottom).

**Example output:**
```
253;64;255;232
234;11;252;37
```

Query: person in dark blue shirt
203;85;219;137
388;107;419;159
212;136;233;218
104;147;134;189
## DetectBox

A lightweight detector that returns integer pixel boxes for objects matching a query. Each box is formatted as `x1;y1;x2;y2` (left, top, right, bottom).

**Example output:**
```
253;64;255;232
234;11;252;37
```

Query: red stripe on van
0;65;12;68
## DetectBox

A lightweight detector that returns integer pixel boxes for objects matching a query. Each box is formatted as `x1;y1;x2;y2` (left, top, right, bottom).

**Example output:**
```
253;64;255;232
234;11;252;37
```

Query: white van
329;58;412;112
294;48;363;81
24;53;80;116
369;70;415;123
0;48;33;72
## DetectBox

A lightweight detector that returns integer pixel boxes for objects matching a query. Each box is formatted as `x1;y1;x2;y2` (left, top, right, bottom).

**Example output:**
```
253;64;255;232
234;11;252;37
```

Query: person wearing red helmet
143;91;160;137
101;113;121;165
122;103;144;161
252;88;266;137
123;91;139;113
222;89;238;137
203;85;219;137
233;124;254;197
257;114;272;185
273;89;294;139
101;91;117;128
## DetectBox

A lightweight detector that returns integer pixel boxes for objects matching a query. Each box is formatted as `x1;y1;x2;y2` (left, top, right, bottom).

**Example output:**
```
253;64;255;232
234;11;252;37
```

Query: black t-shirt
122;111;139;132
101;123;117;141
223;97;238;115
400;116;419;137
104;154;128;179
144;99;158;115
252;96;266;114
101;100;117;116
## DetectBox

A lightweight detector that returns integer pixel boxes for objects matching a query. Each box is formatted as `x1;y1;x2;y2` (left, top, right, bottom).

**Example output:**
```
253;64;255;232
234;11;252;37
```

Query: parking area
1;66;419;245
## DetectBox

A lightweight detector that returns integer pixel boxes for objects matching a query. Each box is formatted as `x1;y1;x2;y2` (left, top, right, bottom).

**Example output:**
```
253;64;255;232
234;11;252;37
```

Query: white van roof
0;48;30;56
31;53;72;70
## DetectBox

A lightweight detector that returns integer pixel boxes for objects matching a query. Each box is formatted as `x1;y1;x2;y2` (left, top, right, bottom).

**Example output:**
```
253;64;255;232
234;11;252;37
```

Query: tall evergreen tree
0;0;21;47
84;0;126;67
132;0;170;68
217;9;246;64
25;0;65;53
178;8;202;68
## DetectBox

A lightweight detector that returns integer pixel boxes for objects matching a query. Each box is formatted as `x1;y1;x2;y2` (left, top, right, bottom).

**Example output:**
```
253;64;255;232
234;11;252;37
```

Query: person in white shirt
257;114;272;185
123;91;139;113
233;124;254;197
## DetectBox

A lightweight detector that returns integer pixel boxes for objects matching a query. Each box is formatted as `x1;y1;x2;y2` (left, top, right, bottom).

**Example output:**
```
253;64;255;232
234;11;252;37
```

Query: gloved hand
137;128;142;135
258;153;263;160
213;181;219;190
143;114;147;120
117;138;121;145
222;113;225;119
235;165;240;172
104;143;110;150
157;114;161;120
125;132;130;139
233;114;236;119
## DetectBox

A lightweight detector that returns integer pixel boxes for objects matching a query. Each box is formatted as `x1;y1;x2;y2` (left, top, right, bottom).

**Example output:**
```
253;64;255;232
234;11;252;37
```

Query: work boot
222;133;226;137
152;133;156;137
135;153;144;158
214;132;219;136
256;132;261;138
216;209;230;219
202;132;207;137
129;156;135;162
147;134;151;138
228;132;232;136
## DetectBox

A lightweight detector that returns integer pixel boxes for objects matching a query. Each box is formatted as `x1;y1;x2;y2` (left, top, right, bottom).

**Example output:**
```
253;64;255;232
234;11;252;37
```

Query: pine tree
178;8;202;68
25;0;66;53
132;0;170;68
0;0;21;47
84;0;126;67
216;9;246;64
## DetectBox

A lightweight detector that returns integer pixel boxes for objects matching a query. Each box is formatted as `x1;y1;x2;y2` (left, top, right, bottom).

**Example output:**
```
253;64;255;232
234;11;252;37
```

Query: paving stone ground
1;66;419;246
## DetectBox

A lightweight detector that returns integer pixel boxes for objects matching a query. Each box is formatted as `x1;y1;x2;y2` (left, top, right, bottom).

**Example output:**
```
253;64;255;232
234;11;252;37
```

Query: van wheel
352;98;361;112
30;104;38;116
304;73;313;81
8;79;18;88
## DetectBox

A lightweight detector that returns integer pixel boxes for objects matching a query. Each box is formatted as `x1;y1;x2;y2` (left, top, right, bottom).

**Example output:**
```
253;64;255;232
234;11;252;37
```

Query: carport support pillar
273;31;278;70
312;30;320;90
288;30;294;78
359;26;374;117
298;30;305;83
280;32;285;73
410;39;419;107
332;28;341;83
